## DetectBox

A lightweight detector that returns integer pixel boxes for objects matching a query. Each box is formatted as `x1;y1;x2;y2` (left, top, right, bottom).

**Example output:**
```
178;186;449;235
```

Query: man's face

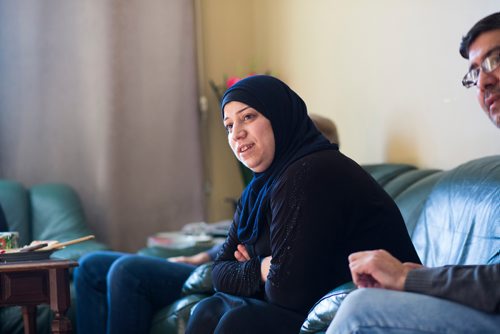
468;29;500;128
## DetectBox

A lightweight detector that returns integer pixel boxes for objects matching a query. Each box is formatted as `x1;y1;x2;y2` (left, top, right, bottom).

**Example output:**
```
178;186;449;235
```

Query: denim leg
326;288;500;334
107;254;195;334
74;250;126;334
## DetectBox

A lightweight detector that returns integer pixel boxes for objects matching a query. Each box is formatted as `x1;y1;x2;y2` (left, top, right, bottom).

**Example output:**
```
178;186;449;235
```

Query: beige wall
199;0;500;222
197;0;257;222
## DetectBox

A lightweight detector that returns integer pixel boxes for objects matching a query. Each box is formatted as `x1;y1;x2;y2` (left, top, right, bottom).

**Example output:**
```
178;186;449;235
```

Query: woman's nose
231;123;246;141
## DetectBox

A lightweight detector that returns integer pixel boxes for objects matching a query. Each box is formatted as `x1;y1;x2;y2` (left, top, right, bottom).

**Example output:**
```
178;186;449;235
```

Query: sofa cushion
30;183;91;241
393;172;444;235
362;164;416;187
412;156;500;266
384;169;441;199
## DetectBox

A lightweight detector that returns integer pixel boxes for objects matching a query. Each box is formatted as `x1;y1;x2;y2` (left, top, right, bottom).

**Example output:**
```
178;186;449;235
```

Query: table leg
21;305;37;334
49;268;72;334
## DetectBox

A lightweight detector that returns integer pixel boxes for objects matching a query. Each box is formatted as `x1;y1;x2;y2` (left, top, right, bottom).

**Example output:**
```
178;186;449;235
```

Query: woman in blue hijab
185;75;420;333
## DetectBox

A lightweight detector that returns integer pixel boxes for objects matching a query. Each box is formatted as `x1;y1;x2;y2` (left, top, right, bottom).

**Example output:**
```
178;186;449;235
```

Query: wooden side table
0;259;78;334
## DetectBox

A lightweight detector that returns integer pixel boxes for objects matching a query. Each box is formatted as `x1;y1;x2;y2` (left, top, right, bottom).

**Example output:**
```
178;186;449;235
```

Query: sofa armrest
181;262;214;296
149;294;209;334
300;282;356;334
149;263;215;334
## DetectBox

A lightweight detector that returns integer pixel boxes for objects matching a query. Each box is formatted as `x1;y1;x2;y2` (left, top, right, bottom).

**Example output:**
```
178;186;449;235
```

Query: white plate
147;232;212;249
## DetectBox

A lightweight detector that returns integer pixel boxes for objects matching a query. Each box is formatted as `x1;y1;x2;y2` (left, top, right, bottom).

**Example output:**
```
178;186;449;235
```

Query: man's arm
168;244;222;265
348;250;500;314
405;264;500;314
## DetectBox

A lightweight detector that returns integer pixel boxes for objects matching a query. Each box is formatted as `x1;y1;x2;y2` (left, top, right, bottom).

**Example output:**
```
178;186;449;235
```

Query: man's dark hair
460;12;500;59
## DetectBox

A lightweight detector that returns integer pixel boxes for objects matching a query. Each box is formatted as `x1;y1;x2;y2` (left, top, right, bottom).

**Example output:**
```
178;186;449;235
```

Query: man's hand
348;249;423;291
168;251;211;265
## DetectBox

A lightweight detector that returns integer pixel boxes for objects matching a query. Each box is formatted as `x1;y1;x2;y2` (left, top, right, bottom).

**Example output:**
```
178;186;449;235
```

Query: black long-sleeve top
212;150;420;314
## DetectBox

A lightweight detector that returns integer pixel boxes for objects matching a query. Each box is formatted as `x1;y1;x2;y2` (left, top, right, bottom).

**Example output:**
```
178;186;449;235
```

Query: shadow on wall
385;131;420;166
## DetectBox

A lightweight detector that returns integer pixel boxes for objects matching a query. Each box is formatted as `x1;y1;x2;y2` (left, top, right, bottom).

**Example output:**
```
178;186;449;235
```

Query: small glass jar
0;232;19;250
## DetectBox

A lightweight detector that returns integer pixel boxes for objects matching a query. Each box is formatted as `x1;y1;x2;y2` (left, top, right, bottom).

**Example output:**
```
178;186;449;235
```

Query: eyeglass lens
462;49;500;88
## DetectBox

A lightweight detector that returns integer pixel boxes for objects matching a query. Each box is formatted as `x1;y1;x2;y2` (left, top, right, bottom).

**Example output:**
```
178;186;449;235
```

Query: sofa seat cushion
412;156;500;266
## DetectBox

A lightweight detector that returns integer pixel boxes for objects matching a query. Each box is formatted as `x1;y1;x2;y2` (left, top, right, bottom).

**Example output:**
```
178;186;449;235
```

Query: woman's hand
260;256;272;282
234;244;272;282
234;244;251;262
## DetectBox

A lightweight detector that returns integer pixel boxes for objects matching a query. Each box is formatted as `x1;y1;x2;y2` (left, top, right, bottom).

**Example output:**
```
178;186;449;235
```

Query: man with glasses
326;12;500;334
461;12;500;128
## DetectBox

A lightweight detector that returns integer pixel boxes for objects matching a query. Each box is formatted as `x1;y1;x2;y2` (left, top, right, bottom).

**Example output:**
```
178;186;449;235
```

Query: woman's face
223;101;275;173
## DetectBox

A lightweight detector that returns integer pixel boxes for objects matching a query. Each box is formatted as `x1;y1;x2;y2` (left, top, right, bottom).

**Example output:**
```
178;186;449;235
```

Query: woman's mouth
238;144;255;159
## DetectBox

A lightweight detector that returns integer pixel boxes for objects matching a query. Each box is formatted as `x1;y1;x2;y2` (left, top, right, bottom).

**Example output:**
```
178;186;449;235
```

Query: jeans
74;251;195;334
326;288;500;334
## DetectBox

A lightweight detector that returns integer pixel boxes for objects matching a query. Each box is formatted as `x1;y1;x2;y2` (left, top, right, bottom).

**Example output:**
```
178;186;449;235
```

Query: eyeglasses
462;48;500;88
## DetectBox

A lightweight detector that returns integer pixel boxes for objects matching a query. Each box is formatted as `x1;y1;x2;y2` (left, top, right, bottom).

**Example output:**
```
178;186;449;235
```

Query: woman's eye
225;124;233;132
243;114;254;121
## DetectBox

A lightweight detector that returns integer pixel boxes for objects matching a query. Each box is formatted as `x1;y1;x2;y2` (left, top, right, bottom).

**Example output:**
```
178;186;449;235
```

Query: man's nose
477;68;498;91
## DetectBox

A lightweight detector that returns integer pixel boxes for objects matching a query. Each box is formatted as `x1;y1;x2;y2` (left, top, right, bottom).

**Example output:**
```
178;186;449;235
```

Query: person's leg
214;297;305;334
107;254;195;334
327;288;500;334
185;294;229;334
185;292;305;334
74;251;126;334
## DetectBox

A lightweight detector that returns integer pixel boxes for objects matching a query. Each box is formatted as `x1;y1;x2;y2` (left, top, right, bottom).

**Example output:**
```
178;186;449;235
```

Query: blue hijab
221;75;338;245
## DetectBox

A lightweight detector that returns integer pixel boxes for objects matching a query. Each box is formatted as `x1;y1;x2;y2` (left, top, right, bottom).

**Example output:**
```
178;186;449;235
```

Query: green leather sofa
144;155;500;334
0;180;108;334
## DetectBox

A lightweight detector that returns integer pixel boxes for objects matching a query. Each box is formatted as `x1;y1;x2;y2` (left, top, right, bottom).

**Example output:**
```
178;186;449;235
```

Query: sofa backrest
364;156;499;267
0;180;31;246
0;180;96;247
391;172;444;235
363;164;443;236
411;156;500;267
30;183;94;241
